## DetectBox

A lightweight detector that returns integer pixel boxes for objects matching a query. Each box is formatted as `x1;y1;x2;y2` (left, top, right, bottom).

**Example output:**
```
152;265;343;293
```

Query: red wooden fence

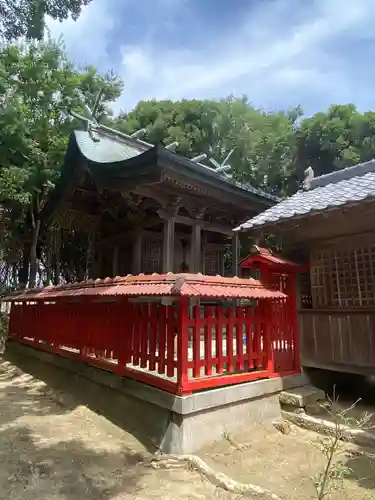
8;295;299;395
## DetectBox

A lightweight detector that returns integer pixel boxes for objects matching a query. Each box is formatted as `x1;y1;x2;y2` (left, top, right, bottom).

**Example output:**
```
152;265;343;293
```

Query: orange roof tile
6;273;286;301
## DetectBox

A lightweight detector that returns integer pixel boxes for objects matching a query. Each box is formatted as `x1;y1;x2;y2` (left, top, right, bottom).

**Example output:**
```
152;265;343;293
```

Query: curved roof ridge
310;159;375;189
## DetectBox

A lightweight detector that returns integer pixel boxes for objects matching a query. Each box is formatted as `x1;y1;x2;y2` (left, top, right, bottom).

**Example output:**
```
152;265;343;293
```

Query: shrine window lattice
310;246;375;308
142;238;162;274
204;250;224;276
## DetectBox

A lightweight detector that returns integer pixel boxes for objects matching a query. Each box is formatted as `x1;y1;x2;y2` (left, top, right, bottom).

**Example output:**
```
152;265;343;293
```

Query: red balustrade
8;294;298;395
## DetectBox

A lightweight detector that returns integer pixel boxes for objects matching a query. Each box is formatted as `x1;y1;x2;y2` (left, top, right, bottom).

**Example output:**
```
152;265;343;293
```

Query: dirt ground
0;352;375;500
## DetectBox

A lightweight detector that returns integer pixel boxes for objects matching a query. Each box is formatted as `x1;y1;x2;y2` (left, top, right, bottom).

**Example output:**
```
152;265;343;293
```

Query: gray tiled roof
235;160;375;232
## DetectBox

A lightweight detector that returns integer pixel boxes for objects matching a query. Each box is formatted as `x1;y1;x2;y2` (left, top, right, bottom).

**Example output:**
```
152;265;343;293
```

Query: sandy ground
1;351;375;500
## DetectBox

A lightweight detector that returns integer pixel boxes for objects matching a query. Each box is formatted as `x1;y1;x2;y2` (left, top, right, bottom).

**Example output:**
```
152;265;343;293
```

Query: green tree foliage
0;39;123;287
112;97;303;196
294;104;375;179
0;0;92;41
114;100;375;197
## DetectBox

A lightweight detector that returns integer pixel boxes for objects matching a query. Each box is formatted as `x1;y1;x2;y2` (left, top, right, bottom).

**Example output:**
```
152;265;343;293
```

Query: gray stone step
279;385;326;408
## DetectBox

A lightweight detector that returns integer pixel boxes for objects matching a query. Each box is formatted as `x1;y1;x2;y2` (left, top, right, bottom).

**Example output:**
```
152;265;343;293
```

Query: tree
294;104;372;180
0;0;92;41
0;39;123;287
113;97;301;196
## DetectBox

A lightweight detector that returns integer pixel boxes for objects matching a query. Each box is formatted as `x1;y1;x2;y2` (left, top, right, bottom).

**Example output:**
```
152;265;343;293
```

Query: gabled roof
240;246;303;271
61;126;278;204
235;160;375;232
5;273;286;301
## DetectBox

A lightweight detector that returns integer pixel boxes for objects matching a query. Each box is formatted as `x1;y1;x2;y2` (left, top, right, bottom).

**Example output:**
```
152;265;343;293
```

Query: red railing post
177;296;189;395
261;299;275;376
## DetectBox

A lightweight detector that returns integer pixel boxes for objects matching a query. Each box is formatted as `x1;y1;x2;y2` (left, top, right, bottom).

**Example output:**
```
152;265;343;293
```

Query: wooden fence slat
246;307;254;369
192;305;201;378
236;307;244;371
166;305;175;378
253;305;262;368
157;305;167;374
216;305;224;374
149;304;158;371
140;303;149;369
227;306;234;373
204;306;213;376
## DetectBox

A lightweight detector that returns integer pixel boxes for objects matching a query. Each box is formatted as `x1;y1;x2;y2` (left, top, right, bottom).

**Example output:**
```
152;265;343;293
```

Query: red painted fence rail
6;273;300;395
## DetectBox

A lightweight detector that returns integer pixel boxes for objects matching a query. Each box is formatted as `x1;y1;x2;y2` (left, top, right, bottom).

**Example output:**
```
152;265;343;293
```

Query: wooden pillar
162;217;175;273
132;231;143;274
190;224;202;273
232;232;240;277
112;245;119;276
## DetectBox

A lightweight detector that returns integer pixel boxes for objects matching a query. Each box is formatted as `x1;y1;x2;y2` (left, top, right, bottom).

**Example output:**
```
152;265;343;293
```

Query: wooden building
235;160;375;376
44;124;277;279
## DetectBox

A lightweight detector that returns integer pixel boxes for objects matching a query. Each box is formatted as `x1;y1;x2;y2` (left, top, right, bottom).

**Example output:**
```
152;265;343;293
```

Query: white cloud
45;0;375;114
45;0;114;67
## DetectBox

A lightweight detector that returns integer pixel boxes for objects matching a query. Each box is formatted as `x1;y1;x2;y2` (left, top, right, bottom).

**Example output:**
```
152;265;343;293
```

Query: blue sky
47;0;375;116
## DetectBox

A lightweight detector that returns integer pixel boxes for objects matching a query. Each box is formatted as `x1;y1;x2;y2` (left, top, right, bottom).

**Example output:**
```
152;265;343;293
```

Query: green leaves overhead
113;97;302;196
0;0;92;41
0;39;122;286
113;100;375;197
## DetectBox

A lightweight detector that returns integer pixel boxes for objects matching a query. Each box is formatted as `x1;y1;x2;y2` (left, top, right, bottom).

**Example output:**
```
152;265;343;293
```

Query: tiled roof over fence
5;273;286;301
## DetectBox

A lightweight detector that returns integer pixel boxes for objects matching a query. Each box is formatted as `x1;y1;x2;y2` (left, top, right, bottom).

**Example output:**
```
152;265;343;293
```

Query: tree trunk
29;215;41;288
19;241;30;289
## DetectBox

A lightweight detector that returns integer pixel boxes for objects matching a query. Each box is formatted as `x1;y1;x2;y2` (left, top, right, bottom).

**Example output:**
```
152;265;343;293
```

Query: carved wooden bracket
157;195;183;219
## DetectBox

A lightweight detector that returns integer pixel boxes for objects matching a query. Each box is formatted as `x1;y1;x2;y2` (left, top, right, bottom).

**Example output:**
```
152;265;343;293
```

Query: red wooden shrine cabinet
240;246;304;375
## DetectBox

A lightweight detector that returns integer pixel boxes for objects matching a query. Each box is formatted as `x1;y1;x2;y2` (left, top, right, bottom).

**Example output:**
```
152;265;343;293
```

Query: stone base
4;340;309;454
279;385;325;408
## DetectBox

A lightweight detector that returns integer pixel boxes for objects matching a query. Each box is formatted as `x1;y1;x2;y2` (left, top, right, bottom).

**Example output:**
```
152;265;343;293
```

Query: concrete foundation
5;340;309;453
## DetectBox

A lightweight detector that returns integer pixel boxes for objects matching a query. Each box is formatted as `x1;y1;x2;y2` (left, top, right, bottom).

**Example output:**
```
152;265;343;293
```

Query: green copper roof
74;129;146;163
71;128;279;203
43;127;280;224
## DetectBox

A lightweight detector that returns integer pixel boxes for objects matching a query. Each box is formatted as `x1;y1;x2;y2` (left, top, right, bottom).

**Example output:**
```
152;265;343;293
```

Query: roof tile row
6;273;286;302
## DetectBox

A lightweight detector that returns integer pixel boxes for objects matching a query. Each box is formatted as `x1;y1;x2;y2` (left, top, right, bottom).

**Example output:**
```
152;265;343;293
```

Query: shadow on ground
2;344;168;453
0;424;147;500
305;367;375;494
345;451;375;491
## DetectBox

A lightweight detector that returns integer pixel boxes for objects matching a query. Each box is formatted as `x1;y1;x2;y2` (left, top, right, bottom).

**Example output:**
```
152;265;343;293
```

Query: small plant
313;387;374;499
0;311;8;353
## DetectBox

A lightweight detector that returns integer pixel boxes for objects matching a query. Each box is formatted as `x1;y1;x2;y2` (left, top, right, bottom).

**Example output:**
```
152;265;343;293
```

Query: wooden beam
171;214;233;236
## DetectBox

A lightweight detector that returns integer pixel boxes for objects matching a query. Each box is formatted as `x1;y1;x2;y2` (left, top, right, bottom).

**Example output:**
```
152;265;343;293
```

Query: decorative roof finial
165;141;179;151
209;148;235;178
131;128;147;138
303;166;314;190
70;88;105;143
191;153;207;162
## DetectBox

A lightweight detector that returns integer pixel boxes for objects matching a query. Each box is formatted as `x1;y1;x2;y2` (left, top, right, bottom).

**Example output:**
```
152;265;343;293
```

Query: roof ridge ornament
303;166;314;190
70;88;105;143
209;148;235;178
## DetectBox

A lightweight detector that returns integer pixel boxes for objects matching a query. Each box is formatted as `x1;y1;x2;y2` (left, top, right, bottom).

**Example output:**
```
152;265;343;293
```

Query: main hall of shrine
43;123;278;278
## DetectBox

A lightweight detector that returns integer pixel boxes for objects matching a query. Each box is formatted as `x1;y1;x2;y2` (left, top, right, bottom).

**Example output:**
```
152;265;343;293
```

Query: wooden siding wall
299;309;375;374
299;232;375;375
